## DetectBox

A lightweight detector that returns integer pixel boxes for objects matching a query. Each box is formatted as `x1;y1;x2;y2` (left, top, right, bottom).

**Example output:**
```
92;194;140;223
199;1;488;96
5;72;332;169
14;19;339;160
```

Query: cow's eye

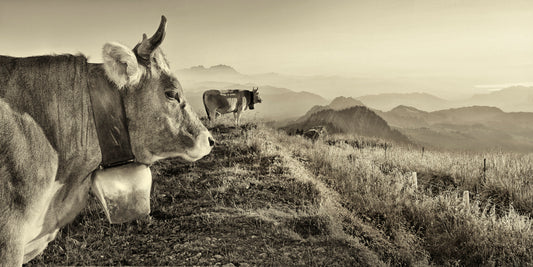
165;91;180;103
165;91;174;99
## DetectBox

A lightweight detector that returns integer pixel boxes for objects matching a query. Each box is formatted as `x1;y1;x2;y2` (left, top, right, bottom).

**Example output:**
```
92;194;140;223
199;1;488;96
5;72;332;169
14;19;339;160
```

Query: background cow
203;87;262;125
303;126;328;142
0;16;214;265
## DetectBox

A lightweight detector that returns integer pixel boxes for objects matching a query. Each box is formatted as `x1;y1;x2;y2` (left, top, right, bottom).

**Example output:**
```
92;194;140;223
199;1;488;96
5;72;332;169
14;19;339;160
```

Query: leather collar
88;66;135;169
247;90;255;110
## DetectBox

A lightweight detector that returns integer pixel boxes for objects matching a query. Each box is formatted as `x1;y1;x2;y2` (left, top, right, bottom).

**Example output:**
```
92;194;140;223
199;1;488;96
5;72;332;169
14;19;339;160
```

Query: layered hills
283;96;533;152
357;93;450;112
357;86;533;113
284;97;410;144
376;105;533;152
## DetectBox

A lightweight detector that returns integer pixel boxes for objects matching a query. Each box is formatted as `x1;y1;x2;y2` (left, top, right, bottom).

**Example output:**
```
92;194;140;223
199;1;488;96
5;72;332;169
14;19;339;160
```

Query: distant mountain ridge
357;87;533;113
469;86;533;102
181;64;240;75
377;105;533;152
284;99;410;144
297;96;365;123
378;105;526;128
462;86;533;112
357;93;450;112
329;96;366;110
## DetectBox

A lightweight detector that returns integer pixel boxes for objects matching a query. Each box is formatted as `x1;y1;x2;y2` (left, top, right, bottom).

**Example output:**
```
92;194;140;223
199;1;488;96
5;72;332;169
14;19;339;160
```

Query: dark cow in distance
0;16;214;265
303;126;327;142
203;88;262;125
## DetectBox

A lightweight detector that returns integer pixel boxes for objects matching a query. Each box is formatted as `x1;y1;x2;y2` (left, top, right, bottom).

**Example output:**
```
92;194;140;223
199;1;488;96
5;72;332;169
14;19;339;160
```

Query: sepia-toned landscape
1;0;532;266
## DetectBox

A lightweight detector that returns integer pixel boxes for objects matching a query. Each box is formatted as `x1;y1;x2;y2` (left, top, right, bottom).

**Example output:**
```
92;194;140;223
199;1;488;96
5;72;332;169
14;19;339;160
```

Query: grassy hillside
28;120;532;266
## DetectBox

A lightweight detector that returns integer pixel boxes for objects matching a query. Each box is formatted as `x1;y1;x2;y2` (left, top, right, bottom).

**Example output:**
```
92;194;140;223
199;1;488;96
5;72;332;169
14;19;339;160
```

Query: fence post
483;158;487;183
411;172;417;191
463;190;470;211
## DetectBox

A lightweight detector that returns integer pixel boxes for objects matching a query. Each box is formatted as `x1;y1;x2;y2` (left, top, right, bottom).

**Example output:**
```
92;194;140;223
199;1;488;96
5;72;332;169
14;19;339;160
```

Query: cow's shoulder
0;99;60;264
0;98;58;217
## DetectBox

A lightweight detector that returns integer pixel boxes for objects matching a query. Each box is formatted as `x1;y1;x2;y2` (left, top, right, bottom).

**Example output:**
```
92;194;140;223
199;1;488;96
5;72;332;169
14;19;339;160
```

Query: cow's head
248;87;262;110
101;16;214;164
253;87;262;104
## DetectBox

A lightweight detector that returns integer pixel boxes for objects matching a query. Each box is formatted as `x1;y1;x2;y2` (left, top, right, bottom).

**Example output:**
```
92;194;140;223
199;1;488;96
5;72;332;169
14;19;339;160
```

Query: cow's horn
136;15;167;60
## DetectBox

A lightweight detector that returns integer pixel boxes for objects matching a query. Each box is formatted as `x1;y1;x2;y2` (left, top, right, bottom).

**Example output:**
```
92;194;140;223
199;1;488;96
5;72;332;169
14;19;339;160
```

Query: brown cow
203;88;262;125
303;126;327;142
0;16;214;265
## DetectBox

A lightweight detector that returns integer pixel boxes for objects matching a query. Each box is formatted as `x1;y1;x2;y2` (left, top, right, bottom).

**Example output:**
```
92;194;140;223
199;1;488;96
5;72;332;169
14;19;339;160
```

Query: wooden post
422;147;425;158
483;158;487;183
463;190;470;211
411;172;417;190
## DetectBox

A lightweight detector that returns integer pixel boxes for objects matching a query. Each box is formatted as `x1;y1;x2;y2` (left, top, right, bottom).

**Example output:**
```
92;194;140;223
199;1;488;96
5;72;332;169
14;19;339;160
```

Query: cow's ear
102;42;144;89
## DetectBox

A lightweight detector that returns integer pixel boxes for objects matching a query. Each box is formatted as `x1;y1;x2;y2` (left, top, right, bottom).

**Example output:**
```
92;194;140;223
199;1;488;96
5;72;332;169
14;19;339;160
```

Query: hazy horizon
1;0;533;98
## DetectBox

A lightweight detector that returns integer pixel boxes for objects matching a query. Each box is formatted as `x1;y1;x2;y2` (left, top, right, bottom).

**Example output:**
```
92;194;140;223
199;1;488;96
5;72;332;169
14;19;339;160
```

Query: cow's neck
245;90;254;110
46;64;139;229
39;64;107;234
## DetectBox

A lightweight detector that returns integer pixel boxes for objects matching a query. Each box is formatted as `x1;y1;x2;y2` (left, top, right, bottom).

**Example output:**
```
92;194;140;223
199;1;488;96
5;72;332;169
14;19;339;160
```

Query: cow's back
0;55;101;179
0;55;95;153
203;89;245;114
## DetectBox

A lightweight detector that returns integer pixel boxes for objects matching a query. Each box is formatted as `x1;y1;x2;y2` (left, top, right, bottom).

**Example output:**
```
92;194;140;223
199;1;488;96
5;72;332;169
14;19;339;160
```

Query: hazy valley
178;65;533;113
180;65;533;153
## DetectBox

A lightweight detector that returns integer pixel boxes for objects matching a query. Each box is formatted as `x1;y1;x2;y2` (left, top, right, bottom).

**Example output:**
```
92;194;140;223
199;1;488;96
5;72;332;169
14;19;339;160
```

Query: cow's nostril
208;137;215;147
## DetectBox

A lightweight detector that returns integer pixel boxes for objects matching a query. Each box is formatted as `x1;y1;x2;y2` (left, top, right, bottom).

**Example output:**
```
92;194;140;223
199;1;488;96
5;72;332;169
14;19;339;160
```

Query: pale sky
1;0;533;90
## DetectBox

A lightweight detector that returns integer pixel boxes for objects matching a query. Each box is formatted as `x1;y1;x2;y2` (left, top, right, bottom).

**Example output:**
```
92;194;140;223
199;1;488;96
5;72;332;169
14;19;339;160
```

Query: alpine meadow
1;0;532;266
27;119;533;265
